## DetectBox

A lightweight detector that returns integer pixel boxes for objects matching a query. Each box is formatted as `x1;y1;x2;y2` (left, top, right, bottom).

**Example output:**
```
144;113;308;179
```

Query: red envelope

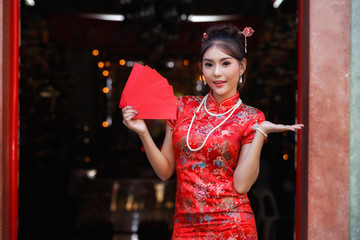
119;63;177;120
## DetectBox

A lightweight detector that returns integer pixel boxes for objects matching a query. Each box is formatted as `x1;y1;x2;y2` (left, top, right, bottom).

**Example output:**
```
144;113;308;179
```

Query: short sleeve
166;96;184;131
241;109;266;145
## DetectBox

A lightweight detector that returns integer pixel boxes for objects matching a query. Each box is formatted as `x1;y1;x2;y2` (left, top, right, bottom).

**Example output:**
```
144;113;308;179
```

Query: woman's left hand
258;121;304;135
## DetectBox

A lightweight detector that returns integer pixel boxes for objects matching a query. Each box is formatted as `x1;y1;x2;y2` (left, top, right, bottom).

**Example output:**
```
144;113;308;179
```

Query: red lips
213;81;226;87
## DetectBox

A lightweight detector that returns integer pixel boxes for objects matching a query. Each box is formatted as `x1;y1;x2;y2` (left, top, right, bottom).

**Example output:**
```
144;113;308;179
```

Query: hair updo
200;24;249;89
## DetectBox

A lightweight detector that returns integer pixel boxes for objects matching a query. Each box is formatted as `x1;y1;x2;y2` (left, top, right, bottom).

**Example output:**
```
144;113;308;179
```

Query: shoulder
176;95;203;109
177;95;203;103
238;104;265;121
242;104;263;115
168;95;203;128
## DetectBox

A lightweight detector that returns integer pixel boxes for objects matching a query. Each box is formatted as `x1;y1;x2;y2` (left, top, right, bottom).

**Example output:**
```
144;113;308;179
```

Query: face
202;45;246;103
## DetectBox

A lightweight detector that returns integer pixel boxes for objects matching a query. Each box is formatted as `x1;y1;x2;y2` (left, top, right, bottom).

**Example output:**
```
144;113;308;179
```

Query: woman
122;24;303;239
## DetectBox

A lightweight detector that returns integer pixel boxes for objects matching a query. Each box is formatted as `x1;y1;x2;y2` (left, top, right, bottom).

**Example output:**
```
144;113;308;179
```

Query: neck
209;90;239;104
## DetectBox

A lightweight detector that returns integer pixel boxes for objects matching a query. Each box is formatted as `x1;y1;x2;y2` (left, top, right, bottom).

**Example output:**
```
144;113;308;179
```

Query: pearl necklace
203;94;238;117
186;94;242;152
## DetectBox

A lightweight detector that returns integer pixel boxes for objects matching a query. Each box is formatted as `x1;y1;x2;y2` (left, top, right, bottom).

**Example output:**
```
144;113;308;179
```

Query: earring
200;74;207;85
239;75;243;84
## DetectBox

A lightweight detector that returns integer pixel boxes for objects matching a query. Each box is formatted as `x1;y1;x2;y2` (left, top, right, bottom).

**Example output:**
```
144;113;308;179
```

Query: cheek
227;69;240;81
203;69;212;78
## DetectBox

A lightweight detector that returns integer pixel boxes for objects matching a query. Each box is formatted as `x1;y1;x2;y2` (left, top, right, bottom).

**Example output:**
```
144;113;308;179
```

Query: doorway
16;0;300;239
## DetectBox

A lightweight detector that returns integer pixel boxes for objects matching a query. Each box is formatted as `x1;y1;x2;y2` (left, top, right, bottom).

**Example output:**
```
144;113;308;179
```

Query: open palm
259;121;304;135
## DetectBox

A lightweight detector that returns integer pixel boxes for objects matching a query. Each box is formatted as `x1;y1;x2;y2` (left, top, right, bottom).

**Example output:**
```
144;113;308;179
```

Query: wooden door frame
296;0;309;239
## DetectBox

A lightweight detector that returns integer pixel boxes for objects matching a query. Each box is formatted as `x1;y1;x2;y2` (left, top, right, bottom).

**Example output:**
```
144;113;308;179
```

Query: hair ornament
238;27;254;53
201;32;208;46
242;27;254;37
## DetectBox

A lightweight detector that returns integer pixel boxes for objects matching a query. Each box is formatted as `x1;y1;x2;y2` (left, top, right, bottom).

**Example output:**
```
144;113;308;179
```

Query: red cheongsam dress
167;91;265;240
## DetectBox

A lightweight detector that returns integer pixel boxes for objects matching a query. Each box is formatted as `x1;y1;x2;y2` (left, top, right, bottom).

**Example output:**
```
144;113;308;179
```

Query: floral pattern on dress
167;91;265;239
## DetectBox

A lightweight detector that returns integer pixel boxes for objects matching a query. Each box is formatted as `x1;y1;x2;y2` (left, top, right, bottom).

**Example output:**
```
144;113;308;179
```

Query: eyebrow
203;57;232;62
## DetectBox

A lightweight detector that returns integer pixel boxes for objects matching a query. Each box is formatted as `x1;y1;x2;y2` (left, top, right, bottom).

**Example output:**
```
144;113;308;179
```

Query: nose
214;64;221;76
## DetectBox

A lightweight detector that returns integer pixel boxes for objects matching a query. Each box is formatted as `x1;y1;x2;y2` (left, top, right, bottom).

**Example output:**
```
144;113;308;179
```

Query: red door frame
9;0;20;239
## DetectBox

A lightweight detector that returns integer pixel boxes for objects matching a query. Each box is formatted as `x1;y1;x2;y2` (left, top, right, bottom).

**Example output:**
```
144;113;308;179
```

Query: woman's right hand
122;106;147;135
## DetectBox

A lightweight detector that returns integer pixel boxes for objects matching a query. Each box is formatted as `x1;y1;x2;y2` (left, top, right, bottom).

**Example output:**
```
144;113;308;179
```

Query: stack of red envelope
119;63;177;120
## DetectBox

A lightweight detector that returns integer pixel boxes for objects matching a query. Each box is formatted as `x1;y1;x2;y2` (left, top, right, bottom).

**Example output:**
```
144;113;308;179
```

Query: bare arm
122;106;175;181
233;121;304;194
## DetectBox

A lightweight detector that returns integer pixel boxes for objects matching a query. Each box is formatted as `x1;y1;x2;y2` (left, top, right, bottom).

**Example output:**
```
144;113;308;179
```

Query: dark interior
19;0;299;239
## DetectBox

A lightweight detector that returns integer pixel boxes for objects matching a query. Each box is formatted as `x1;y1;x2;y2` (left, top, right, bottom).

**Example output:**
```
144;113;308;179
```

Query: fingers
286;124;305;132
124;112;137;121
262;122;304;134
122;106;139;121
122;106;135;114
289;124;305;130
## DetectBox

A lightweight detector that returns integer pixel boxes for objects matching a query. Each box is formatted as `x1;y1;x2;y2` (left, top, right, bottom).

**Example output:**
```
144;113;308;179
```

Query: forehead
203;45;234;60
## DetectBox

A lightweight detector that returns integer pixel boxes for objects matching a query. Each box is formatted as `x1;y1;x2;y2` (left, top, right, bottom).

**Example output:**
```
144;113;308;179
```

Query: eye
204;62;213;67
222;61;231;66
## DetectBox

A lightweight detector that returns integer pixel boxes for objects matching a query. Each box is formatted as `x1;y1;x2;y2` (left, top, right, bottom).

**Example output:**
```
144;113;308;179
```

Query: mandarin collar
206;91;241;113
